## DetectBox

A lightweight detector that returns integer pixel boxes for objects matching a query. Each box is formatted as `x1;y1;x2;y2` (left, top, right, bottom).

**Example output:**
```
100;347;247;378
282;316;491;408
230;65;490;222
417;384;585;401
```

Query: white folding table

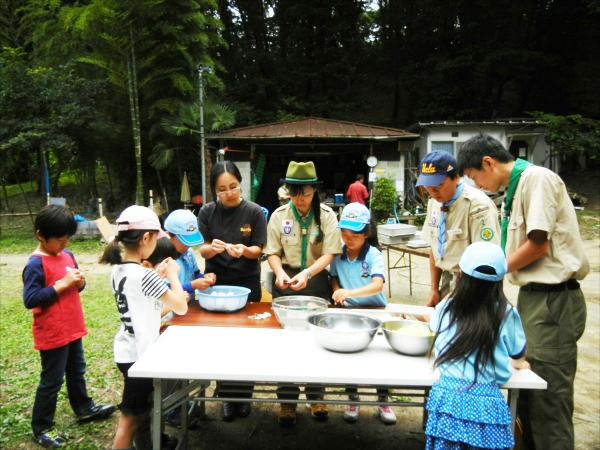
130;325;546;450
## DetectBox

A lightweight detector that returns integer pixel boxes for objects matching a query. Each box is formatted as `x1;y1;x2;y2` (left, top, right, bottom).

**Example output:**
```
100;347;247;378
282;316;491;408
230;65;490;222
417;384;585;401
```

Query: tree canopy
1;0;598;209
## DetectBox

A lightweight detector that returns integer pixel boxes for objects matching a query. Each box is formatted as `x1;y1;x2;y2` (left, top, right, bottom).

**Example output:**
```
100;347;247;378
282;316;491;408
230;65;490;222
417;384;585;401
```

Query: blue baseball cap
459;242;507;282
416;151;457;187
164;209;204;247
338;203;370;232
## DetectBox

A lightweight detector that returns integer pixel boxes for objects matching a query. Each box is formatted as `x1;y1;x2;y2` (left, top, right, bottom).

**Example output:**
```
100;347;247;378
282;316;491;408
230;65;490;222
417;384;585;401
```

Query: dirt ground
20;239;593;449
175;167;600;449
173;235;599;450
2;170;598;449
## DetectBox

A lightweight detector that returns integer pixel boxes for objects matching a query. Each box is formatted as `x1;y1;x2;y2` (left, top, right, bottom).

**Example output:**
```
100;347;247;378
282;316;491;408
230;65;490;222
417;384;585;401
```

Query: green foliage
529;112;600;160
0;242;121;449
2;0;599;205
371;175;398;219
0;47;108;197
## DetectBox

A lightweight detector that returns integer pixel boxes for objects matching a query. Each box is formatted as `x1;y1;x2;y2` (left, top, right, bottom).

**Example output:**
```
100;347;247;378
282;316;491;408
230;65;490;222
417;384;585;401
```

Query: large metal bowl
308;312;381;353
382;320;433;356
196;285;250;312
271;296;329;330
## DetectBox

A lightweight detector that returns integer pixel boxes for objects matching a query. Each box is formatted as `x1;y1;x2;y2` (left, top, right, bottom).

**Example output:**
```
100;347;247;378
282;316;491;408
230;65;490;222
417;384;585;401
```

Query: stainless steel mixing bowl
307;312;381;353
271;296;329;330
382;320;433;356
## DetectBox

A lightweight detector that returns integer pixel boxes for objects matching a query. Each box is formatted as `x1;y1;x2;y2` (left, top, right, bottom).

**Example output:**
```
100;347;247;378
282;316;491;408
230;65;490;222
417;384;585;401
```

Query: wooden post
149;190;154;208
98;198;103;218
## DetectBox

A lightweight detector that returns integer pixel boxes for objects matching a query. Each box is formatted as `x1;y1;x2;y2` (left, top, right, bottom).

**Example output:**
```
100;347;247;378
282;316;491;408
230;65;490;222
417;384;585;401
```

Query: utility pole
197;63;212;206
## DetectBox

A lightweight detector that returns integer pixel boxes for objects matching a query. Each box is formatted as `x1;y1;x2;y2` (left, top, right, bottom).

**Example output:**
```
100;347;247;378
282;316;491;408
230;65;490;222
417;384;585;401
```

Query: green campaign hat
280;161;323;185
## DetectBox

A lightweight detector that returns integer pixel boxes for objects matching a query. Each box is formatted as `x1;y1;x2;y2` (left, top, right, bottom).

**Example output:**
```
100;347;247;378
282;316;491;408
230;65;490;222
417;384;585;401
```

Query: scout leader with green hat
417;151;500;307
263;161;342;426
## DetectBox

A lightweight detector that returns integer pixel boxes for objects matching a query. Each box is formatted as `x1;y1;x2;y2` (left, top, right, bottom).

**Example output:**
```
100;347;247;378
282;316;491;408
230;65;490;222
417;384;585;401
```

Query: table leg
507;388;520;450
508;388;519;435
421;388;429;429
387;247;391;297
409;253;413;296
152;378;162;450
181;379;188;434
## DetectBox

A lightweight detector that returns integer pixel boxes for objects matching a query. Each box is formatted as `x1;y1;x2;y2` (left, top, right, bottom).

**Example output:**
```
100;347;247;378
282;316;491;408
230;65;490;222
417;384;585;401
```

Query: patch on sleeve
470;205;489;218
480;227;494;241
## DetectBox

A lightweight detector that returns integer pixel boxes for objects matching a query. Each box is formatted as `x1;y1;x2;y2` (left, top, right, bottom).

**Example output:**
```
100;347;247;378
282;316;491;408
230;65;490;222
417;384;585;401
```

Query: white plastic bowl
196;285;250;312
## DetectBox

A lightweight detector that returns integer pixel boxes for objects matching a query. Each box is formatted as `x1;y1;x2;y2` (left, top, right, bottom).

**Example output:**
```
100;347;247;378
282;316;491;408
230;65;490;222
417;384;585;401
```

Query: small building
208;117;418;213
408;119;578;173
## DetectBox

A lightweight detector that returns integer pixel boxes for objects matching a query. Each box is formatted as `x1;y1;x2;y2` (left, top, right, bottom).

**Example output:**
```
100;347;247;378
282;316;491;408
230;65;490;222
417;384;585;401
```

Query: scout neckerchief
438;181;465;260
501;158;533;251
289;203;314;271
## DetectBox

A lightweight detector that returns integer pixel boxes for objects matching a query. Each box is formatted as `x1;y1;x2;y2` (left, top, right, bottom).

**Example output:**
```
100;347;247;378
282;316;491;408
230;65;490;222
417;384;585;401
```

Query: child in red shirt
23;205;115;448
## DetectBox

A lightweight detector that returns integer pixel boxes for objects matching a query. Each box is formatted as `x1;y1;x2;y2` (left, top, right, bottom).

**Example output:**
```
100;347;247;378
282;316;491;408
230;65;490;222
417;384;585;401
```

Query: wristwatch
304;269;313;280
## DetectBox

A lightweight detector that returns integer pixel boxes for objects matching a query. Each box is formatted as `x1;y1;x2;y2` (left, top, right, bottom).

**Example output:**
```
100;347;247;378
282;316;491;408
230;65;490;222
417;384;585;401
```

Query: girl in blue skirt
426;242;529;449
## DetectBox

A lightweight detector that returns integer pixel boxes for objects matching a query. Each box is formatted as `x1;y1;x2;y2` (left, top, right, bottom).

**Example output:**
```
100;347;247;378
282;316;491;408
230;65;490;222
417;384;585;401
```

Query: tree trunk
128;25;144;206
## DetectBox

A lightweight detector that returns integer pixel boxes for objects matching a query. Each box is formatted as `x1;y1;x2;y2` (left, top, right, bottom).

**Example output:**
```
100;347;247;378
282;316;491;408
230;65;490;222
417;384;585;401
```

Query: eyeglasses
216;186;241;196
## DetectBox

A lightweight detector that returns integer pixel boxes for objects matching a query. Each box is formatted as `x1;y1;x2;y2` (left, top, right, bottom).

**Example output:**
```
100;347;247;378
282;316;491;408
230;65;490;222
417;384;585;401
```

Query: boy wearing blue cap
164;209;216;302
418;151;499;307
163;209;216;427
330;203;396;425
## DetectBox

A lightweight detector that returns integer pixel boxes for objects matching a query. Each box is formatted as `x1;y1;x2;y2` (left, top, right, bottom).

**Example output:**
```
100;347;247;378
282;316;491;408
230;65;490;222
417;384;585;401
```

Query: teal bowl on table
195;285;250;312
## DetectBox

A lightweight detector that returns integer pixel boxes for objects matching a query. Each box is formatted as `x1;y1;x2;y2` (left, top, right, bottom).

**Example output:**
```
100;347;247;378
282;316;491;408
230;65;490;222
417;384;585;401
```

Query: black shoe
76;404;116;423
161;433;178;450
236;402;251;418
221;402;235;421
32;428;67;448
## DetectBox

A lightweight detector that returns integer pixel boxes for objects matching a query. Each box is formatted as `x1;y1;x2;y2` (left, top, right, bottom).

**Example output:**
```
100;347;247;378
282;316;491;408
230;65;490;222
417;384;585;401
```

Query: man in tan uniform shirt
458;135;589;450
418;151;500;307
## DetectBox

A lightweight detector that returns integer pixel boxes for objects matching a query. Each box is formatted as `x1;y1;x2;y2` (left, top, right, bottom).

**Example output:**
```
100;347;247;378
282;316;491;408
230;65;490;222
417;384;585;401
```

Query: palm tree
20;0;224;205
150;100;236;204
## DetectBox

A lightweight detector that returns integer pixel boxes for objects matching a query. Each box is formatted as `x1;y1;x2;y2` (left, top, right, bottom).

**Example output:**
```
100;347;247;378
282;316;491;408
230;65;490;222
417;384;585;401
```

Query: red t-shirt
22;251;87;350
346;181;369;204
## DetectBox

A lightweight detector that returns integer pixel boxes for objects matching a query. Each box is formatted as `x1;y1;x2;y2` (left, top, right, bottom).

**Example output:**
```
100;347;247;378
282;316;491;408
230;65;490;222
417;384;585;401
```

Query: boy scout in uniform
458;134;589;450
418;151;500;307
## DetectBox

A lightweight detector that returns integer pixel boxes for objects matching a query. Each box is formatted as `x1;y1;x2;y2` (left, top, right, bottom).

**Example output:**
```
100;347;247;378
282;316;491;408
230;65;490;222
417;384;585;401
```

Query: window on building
431;142;454;155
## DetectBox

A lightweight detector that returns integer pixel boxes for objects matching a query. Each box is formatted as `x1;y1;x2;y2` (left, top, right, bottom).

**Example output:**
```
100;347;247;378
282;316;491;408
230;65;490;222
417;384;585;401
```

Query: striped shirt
111;262;168;363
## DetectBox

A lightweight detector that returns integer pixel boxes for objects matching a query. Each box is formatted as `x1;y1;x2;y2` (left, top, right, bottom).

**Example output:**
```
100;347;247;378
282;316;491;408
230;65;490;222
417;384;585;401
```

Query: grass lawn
0;249;121;449
1;188;123;448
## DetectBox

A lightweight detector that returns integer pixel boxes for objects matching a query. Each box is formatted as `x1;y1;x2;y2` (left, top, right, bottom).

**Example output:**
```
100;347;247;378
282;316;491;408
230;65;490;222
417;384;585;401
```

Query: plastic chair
261;206;269;222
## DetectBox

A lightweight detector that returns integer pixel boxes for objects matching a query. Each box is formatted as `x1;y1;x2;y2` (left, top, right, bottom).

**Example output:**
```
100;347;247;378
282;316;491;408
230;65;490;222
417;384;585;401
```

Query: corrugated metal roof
408;118;541;132
208;117;418;139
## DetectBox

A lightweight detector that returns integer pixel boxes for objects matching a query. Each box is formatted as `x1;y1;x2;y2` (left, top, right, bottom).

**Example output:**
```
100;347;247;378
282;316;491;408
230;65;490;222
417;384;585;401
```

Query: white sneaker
376;405;397;424
344;404;360;423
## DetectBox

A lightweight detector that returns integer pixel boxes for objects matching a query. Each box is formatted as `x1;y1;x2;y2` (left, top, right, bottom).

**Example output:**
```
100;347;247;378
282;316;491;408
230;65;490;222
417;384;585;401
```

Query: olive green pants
438;270;456;300
516;287;586;450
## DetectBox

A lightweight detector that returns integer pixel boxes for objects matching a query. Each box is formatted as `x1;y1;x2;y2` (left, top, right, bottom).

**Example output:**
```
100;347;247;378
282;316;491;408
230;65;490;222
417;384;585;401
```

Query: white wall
237;161;252;200
414;125;571;174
